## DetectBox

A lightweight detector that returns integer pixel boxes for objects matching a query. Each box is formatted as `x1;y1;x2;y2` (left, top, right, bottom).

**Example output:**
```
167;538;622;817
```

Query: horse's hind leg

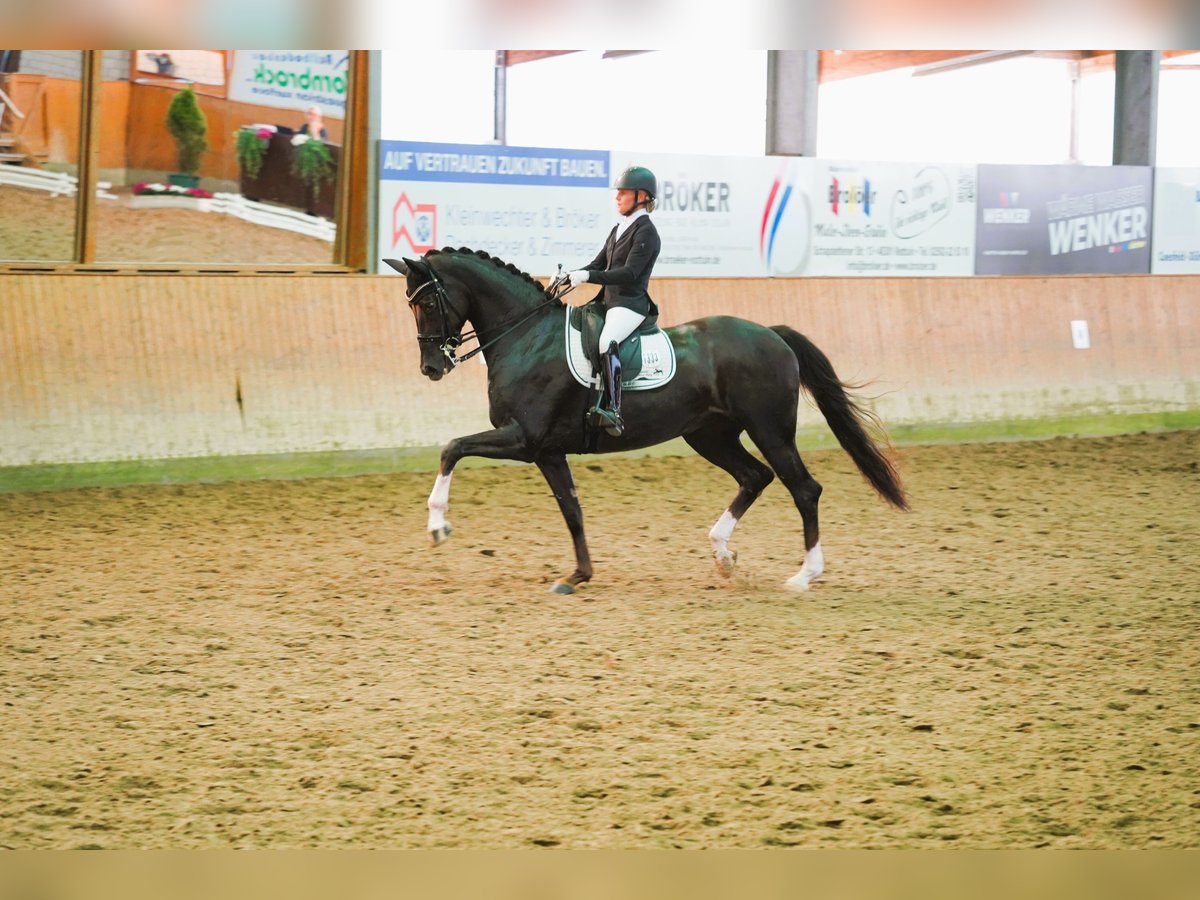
684;427;775;577
535;455;594;595
746;432;824;590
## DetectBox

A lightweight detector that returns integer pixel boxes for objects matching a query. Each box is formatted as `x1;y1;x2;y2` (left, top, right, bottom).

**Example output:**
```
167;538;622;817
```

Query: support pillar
1113;50;1159;166
766;50;819;157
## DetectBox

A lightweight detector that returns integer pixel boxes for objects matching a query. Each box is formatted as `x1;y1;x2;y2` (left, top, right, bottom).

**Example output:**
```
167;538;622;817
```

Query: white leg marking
709;509;739;576
427;472;453;544
785;541;824;591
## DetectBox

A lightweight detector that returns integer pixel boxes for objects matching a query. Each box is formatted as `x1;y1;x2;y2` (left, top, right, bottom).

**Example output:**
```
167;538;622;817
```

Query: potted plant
290;133;335;212
236;126;273;180
165;85;208;189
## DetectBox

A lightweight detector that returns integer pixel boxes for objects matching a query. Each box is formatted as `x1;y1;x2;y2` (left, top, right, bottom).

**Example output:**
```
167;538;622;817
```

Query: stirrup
589;406;624;437
587;388;624;436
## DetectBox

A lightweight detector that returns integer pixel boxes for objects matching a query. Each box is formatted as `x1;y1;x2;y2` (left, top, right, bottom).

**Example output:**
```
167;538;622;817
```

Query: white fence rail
0;165;116;199
0;171;333;241
211;192;336;242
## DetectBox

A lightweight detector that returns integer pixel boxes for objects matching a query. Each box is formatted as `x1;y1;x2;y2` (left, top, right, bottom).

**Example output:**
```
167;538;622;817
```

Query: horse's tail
770;325;909;510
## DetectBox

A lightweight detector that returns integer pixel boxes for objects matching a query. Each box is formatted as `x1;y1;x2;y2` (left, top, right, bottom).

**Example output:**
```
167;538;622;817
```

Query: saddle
565;300;677;391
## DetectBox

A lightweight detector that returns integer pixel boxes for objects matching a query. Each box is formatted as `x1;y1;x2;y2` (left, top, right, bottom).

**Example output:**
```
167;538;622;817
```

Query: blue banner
380;140;611;188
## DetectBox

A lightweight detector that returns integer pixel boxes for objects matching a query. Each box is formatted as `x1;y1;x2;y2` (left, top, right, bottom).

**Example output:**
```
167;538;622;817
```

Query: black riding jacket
582;215;661;317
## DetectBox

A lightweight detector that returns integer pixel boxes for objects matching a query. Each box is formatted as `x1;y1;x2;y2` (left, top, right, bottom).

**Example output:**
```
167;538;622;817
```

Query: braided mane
427;246;551;297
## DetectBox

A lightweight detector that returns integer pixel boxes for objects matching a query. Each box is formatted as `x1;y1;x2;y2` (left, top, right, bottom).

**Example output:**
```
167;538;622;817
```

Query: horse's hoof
550;579;576;595
429;523;453;546
784;571;818;592
713;549;738;577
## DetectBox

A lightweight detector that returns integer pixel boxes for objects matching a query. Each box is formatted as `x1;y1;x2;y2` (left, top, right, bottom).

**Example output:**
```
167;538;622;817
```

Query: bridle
406;264;463;365
407;263;565;368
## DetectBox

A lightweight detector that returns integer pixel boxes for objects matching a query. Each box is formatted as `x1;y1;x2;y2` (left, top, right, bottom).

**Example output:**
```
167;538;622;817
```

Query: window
1;50;366;271
0;50;84;262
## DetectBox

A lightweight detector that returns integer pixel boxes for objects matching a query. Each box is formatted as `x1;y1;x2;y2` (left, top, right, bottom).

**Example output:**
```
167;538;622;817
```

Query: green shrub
166;86;208;175
291;137;335;203
236;128;269;180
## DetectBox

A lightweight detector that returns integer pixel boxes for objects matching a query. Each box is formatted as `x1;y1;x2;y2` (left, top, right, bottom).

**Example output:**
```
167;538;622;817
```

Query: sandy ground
0;184;331;264
2;431;1198;848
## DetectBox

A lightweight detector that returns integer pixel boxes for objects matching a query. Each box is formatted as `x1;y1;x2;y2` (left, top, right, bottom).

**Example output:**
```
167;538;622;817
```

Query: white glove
568;269;589;288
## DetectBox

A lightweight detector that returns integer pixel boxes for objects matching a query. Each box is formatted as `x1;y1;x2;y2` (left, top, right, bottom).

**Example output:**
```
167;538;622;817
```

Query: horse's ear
405;256;432;278
382;257;408;275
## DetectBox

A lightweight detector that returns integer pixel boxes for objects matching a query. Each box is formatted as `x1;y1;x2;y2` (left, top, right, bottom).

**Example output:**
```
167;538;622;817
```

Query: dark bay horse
386;248;907;594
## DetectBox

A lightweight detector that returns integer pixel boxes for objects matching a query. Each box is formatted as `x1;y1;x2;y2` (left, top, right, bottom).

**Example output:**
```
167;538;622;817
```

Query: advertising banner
229;50;350;119
378;140;613;277
377;140;980;278
804;160;977;276
976;164;1153;275
1151;167;1200;274
135;50;225;85
609;150;813;277
598;152;977;277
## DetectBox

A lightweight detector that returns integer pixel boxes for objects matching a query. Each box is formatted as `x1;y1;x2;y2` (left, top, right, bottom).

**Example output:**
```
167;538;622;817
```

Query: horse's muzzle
421;364;444;381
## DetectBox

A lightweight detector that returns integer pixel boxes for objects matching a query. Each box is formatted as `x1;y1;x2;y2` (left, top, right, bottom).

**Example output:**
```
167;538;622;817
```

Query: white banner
1151;167;1200;274
378;141;978;278
378;141;613;278
136;50;225;85
803;160;977;276
610;150;811;277
228;50;349;119
610;152;977;277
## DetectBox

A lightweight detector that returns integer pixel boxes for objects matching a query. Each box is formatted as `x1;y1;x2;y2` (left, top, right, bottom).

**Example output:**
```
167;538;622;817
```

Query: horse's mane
427;247;555;300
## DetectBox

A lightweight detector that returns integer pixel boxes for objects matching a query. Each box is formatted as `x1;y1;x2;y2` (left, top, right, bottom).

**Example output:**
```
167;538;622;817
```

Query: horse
386;248;907;595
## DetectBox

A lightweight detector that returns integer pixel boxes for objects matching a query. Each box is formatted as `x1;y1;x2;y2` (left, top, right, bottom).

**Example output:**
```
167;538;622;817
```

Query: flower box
129;181;216;212
129;194;214;212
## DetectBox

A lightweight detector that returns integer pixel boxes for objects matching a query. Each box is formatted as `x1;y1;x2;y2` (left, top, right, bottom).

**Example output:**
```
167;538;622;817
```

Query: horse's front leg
426;421;532;545
535;455;593;595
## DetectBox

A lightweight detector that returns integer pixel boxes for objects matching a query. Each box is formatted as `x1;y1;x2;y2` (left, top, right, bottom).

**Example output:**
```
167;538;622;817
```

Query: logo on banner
890;167;954;239
392;193;437;254
982;191;1032;224
1048;208;1148;256
829;177;874;216
760;161;812;275
658;179;731;212
1044;186;1149;257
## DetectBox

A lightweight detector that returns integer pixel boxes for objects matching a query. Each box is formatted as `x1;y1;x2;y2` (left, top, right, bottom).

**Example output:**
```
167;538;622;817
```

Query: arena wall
4;74;344;184
2;274;1197;473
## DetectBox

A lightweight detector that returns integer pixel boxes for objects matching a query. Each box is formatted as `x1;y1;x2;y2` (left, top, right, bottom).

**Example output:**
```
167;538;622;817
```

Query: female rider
565;165;661;436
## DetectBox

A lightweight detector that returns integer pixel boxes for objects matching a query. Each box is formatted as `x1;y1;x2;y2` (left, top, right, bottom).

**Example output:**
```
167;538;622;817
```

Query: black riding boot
597;341;624;437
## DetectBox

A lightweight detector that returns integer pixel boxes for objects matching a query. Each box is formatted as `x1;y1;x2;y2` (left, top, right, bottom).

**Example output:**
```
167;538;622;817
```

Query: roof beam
504;51;578;66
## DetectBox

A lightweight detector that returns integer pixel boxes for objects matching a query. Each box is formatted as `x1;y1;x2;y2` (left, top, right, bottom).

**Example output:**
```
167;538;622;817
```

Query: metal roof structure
502;49;1200;80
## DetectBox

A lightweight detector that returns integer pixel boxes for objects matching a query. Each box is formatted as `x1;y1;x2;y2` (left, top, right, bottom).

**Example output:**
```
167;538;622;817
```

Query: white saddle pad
564;313;677;391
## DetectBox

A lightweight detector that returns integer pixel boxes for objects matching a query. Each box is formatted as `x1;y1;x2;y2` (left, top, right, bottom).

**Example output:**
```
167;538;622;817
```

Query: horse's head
384;256;468;381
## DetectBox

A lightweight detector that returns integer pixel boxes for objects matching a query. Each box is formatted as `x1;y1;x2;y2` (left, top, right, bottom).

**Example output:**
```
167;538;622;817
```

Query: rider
565;165;661;437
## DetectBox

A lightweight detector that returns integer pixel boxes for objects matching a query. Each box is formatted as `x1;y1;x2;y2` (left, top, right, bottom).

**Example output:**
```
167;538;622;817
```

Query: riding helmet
614;165;657;199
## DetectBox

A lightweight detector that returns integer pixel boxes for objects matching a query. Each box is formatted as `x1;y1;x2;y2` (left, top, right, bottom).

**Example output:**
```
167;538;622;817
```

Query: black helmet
614;165;656;199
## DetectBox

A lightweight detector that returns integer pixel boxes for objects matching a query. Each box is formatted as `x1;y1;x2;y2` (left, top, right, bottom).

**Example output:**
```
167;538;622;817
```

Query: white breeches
598;307;646;354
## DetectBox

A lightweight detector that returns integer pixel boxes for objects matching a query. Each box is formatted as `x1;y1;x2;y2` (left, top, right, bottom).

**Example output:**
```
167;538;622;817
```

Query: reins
453;294;563;365
408;264;568;368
